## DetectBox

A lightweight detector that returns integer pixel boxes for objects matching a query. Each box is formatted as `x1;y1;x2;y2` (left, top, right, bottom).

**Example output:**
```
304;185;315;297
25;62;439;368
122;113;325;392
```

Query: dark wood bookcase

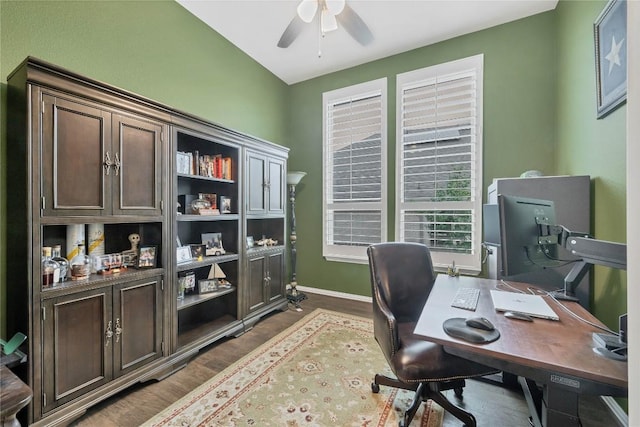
6;57;289;426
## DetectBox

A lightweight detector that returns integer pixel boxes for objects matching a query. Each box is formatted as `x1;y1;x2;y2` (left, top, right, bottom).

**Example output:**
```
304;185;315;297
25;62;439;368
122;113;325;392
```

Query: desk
414;275;627;427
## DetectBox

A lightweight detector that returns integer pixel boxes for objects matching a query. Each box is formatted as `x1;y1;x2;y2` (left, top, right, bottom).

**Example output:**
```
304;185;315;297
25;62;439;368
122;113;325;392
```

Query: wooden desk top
414;275;628;396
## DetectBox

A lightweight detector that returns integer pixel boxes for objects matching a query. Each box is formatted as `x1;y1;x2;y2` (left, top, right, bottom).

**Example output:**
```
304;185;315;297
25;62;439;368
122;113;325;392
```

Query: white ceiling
176;0;558;85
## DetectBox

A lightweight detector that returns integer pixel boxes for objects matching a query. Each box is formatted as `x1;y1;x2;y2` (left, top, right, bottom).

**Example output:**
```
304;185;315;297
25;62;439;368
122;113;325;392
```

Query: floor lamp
286;171;307;308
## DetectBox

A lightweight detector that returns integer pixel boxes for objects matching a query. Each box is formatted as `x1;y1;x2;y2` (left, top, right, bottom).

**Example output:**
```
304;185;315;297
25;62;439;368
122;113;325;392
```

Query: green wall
555;0;627;329
0;0;627;355
287;11;559;297
0;0;290;338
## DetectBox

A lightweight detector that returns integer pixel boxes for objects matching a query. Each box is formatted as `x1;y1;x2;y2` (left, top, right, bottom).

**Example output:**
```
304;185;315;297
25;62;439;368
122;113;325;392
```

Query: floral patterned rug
142;309;443;426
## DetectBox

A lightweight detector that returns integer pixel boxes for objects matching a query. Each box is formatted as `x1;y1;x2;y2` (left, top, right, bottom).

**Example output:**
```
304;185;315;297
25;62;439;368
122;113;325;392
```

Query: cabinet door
247;255;267;312
113;278;163;377
42;289;112;413
246;151;267;215
267;250;285;303
112;114;164;216
41;94;112;216
267;158;285;215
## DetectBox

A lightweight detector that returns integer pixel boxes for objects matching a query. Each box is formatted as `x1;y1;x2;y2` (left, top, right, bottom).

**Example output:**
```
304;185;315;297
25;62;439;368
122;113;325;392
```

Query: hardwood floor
71;293;622;427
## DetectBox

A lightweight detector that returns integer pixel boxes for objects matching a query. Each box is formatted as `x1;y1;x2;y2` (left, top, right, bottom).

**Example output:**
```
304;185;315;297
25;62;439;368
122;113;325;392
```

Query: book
222;157;232;180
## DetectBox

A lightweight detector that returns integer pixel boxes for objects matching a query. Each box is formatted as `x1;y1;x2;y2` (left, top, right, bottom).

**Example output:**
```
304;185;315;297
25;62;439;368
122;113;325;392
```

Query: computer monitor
496;194;560;277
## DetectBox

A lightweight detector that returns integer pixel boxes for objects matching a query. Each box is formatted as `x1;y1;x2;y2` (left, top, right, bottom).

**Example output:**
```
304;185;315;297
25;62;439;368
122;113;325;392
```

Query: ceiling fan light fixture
297;0;318;23
321;8;338;33
325;0;346;16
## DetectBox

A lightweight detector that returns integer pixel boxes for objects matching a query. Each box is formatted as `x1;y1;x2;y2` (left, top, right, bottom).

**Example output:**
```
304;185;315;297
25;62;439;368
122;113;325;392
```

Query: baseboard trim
601;396;628;426
293;285;372;303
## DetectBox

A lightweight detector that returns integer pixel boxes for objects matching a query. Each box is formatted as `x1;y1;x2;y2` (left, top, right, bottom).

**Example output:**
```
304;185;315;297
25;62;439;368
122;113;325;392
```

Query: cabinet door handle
113;152;121;176
104;152;112;175
115;318;122;343
105;320;113;346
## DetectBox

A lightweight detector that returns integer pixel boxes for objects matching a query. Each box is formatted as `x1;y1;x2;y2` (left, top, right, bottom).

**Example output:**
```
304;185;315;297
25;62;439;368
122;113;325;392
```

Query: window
323;78;387;263
396;55;483;274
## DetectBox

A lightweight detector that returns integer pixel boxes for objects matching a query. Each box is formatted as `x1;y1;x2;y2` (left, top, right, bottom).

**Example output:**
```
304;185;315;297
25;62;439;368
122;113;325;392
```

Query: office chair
367;242;498;427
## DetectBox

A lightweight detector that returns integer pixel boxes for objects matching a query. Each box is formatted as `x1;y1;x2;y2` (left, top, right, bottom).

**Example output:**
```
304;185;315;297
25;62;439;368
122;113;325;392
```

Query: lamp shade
287;171;307;186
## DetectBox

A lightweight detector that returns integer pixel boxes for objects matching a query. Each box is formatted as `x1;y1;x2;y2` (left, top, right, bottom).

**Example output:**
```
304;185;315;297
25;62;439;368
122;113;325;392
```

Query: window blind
397;56;483;272
323;79;387;262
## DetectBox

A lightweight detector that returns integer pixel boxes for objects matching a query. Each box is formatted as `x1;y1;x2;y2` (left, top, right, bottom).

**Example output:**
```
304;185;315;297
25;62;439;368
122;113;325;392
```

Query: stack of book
176;151;232;180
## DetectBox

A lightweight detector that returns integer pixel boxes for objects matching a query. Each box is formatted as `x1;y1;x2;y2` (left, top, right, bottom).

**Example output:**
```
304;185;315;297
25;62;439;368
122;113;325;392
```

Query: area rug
142;309;443;426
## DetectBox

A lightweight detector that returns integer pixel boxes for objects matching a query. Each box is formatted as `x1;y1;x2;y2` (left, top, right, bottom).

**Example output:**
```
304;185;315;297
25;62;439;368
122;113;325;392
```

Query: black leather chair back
368;242;436;323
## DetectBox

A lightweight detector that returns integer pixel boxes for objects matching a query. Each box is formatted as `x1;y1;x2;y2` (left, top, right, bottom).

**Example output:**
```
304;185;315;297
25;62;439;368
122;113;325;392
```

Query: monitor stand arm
537;220;627;302
551;260;589;302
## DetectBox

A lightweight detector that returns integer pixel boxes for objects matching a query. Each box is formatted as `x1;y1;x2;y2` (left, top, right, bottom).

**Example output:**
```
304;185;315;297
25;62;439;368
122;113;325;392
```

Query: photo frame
246;235;255;249
202;232;225;256
220;196;231;214
594;0;627;118
176;151;192;175
198;279;219;294
181;271;196;294
198;193;217;210
138;246;157;268
190;244;206;261
176;246;192;264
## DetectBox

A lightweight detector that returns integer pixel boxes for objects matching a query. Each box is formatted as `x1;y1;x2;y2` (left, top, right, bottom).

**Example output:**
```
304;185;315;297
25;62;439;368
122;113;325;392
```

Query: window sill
323;254;368;265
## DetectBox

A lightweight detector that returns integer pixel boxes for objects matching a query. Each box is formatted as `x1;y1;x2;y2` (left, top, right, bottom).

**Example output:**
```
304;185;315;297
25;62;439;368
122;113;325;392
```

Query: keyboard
451;287;480;311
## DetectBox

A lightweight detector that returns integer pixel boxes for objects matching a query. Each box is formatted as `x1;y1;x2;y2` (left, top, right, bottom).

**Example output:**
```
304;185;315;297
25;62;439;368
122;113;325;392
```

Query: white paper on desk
490;290;559;320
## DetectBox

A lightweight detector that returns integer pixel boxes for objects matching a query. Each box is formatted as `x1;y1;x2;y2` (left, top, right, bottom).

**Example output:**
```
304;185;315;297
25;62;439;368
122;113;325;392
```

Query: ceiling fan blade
297;0;318;23
336;4;373;46
277;14;306;48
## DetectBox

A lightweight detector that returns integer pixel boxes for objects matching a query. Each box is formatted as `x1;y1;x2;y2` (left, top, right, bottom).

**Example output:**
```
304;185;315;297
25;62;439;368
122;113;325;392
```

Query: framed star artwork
594;0;627;119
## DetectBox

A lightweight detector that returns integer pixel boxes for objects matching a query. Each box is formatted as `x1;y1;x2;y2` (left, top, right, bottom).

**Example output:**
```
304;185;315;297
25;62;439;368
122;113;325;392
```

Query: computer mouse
465;317;495;331
444;325;488;343
504;311;534;322
443;318;500;344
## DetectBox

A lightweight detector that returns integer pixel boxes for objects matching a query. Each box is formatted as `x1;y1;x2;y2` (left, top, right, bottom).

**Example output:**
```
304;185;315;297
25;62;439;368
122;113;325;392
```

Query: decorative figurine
121;233;140;266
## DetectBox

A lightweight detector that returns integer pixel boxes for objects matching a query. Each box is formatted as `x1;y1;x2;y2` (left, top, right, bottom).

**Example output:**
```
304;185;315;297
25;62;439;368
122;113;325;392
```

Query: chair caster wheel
454;387;463;398
371;383;380;393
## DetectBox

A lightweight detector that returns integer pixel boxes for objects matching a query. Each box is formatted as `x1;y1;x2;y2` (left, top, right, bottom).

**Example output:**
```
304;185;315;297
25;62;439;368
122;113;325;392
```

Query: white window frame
322;78;388;264
396;55;484;274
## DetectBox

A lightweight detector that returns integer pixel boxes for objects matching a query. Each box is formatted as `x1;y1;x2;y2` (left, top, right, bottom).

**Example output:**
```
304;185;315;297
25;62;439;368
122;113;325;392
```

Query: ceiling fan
277;0;374;49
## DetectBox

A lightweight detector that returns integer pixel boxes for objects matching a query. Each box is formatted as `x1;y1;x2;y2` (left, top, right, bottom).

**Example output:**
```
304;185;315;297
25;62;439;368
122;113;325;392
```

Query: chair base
372;374;476;427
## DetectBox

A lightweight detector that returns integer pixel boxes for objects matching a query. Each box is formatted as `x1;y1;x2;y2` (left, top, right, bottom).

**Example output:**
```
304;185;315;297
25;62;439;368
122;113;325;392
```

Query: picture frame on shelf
246;235;254;249
182;271;196;294
190;244;206;261
176;246;192;264
198;279;218;294
594;0;627;118
176;151;191;175
198;193;217;210
138;246;157;268
220;196;231;214
202;232;225;256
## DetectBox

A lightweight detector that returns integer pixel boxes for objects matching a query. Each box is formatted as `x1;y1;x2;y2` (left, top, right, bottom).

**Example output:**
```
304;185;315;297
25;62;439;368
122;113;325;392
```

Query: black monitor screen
498;194;558;277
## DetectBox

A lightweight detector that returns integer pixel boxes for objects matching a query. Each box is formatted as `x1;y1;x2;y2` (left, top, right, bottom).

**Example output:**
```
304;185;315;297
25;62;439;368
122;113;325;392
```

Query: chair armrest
372;288;400;358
